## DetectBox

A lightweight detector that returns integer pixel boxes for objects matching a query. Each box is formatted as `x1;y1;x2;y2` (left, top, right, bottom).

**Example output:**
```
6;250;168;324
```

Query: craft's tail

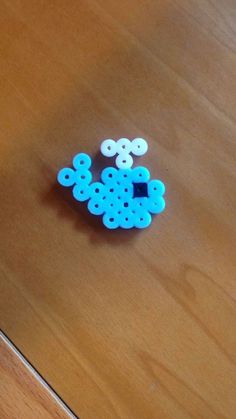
57;153;93;202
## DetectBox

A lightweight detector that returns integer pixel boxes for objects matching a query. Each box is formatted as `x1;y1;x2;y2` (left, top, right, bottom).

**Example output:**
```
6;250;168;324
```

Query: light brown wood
0;1;236;418
0;332;76;418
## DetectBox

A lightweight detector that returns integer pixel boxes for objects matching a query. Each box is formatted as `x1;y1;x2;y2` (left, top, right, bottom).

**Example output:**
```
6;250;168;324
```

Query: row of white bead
100;138;148;169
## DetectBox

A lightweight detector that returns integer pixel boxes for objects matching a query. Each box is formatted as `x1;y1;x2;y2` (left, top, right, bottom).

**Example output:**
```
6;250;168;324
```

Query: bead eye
133;182;148;198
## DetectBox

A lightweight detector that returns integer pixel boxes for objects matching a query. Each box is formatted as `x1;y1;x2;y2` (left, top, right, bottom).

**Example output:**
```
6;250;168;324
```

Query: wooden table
0;1;236;418
0;331;75;418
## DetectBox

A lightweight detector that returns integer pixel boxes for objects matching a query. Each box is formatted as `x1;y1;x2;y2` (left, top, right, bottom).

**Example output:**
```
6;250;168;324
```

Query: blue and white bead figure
57;138;166;229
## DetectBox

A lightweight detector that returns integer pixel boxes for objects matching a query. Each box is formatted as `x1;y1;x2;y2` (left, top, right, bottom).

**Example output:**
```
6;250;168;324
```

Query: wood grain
0;332;76;418
0;1;236;418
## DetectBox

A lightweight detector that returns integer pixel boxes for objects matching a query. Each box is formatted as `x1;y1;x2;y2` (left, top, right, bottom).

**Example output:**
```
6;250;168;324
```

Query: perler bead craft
57;138;166;229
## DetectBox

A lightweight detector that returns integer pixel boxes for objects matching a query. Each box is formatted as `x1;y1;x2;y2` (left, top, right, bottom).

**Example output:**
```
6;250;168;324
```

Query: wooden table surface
0;331;75;418
0;1;236;418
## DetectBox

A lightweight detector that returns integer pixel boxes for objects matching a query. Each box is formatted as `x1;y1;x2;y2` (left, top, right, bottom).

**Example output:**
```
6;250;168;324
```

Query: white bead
100;139;117;157
115;153;133;169
131;138;148;156
116;138;132;154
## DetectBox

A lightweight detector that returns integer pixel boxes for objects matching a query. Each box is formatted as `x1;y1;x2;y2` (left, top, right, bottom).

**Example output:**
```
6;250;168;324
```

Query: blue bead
148;196;165;214
72;182;91;202
73;153;91;169
134;209;152;228
104;195;122;212
103;211;120;229
117;169;133;184
105;182;119;196
88;197;105;215
119;197;134;211
119;209;134;229
111;193;124;208
101;167;118;184
57;168;76;187
148;180;165;196
74;168;92;184
131;167;150;182
90;182;106;197
117;183;133;198
133;197;149;211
